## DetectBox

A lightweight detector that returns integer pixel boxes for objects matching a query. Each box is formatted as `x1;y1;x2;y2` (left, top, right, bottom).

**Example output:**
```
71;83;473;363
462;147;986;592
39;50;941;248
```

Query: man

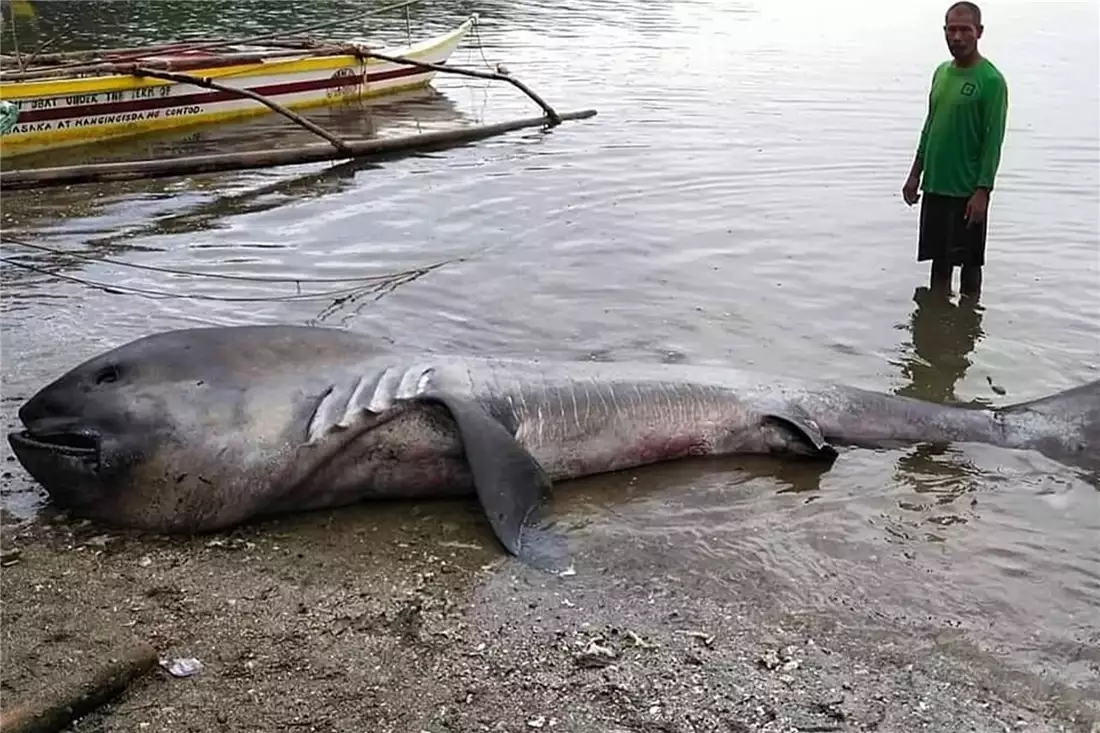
902;1;1009;299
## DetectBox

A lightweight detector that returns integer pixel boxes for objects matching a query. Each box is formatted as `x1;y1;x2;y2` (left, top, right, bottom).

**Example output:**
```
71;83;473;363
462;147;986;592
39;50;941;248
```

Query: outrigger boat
0;15;476;159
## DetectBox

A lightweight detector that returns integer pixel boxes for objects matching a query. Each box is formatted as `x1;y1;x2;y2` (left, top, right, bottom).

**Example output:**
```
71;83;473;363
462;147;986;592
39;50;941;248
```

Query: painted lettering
165;105;202;117
64;93;102;106
29;97;58;109
69;110;165;127
10;121;52;133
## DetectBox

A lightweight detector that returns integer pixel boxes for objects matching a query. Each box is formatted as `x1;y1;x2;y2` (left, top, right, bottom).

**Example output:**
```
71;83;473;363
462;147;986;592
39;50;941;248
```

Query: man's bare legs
929;261;983;299
929;260;953;294
959;264;982;299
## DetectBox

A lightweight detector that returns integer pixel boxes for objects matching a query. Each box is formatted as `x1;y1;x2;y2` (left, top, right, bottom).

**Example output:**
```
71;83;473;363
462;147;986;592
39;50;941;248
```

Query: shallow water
1;0;1098;702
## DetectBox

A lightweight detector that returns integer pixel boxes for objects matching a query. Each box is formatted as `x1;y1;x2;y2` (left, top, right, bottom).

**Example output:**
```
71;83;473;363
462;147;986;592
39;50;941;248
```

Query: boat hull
0;17;475;159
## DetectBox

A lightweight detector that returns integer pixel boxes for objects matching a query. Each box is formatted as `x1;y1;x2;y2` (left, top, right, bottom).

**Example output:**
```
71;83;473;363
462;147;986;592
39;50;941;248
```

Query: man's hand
902;174;921;206
965;188;989;226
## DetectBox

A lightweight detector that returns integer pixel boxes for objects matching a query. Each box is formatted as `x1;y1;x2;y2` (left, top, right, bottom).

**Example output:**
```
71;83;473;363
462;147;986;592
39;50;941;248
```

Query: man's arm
977;74;1009;191
911;99;934;178
909;65;943;180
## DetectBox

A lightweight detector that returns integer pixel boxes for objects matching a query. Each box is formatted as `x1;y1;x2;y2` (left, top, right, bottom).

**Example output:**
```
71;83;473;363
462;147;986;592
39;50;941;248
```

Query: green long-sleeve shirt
916;57;1009;197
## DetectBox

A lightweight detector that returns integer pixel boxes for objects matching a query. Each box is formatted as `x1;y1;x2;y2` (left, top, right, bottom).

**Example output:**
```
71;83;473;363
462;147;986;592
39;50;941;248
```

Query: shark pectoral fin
416;391;550;556
760;411;839;460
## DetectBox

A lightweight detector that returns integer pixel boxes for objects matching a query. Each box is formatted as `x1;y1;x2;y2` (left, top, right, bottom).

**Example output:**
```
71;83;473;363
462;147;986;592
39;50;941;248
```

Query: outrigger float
0;0;596;190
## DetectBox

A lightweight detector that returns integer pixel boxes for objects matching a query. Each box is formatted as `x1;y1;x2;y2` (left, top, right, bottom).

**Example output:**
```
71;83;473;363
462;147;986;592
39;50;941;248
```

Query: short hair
946;1;982;25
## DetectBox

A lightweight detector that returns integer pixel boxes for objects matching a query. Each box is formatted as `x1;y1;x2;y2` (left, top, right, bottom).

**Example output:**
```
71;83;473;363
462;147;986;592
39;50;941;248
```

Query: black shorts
917;192;988;267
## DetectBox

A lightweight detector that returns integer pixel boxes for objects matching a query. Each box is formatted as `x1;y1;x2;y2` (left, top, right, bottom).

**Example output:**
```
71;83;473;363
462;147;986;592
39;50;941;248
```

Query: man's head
944;2;983;62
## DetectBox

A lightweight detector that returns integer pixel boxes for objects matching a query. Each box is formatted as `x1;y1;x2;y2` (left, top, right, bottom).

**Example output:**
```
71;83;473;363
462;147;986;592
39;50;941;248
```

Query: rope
0;256;451;303
1;237;457;284
469;14;499;72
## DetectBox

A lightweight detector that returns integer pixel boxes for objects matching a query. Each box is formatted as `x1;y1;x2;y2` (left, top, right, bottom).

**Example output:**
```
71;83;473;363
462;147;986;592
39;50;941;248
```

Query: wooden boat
0;15;477;159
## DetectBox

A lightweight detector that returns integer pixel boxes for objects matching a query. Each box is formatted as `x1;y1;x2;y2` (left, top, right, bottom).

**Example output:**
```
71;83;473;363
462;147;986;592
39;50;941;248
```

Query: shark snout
17;383;76;427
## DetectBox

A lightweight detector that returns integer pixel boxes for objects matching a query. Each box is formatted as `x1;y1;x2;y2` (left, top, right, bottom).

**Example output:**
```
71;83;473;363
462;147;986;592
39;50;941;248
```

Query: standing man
902;1;1009;299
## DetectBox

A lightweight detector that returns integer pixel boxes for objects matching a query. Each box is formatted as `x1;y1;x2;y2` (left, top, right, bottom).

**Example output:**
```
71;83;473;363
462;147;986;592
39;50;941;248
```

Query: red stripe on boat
15;64;435;124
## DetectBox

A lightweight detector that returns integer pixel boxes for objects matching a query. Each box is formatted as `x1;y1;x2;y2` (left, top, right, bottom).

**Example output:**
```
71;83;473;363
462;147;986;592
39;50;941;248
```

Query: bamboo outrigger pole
345;47;564;127
0;109;598;191
123;40;569;150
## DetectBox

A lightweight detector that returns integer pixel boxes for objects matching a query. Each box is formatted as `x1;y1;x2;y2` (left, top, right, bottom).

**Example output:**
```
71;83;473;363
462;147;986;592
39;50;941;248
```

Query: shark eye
95;364;121;385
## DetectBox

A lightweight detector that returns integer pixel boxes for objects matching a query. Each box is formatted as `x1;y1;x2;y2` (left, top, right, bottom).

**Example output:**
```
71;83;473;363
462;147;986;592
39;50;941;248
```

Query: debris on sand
573;639;617;668
757;644;802;672
678;629;715;647
158;657;204;679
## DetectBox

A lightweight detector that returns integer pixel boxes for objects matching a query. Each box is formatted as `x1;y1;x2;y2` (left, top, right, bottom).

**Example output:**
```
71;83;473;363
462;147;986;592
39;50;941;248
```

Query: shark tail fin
998;378;1100;462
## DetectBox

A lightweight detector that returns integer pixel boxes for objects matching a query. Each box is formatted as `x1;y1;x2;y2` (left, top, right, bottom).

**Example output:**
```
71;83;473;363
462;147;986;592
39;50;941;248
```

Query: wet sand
3;479;1097;733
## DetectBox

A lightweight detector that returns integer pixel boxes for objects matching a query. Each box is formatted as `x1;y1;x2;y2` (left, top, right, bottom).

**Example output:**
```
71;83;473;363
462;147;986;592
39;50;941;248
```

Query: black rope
1;236;457;285
0;256;451;303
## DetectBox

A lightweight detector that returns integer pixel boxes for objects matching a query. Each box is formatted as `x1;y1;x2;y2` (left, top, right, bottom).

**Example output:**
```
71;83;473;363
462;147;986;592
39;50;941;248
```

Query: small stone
757;649;782;670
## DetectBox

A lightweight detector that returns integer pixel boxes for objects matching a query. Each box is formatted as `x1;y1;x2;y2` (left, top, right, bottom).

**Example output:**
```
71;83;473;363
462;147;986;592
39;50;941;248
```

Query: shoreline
2;490;1097;733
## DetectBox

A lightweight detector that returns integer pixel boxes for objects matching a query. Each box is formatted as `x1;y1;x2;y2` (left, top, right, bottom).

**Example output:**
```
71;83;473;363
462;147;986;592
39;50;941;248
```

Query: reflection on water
894;286;987;406
892;441;981;517
0;87;471;304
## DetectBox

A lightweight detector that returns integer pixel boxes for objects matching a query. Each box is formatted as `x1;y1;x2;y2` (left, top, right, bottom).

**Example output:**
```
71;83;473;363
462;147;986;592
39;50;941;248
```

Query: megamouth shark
8;325;1099;557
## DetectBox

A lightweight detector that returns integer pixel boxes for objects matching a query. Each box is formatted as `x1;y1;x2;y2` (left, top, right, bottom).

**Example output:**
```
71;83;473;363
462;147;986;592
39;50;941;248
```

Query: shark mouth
10;428;99;458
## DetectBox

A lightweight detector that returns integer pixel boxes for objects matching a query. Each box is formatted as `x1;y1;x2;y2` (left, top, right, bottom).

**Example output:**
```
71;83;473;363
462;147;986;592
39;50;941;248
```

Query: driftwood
0;109;598;190
0;640;158;733
130;66;352;152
